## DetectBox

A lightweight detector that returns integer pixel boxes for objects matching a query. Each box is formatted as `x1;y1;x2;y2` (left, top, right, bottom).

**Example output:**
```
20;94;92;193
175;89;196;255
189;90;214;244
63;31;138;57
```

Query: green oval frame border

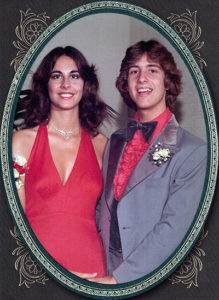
1;1;218;299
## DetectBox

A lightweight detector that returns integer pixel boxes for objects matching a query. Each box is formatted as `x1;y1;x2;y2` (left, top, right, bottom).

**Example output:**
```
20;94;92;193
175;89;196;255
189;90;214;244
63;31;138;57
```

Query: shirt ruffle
113;108;172;201
113;130;148;200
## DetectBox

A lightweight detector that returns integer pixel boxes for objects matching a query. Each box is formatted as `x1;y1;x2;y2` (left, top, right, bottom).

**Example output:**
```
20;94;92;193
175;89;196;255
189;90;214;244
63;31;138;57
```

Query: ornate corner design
9;8;50;289
167;9;207;69
167;8;208;288
169;229;208;288
5;3;215;297
10;226;49;288
10;8;50;71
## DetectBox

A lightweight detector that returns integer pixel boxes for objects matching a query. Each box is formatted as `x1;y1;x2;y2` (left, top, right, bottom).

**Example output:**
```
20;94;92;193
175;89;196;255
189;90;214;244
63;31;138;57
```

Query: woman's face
48;55;84;112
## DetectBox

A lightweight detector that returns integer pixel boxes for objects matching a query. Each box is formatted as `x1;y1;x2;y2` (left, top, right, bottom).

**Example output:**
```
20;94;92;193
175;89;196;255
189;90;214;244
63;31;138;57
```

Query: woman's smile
58;93;75;99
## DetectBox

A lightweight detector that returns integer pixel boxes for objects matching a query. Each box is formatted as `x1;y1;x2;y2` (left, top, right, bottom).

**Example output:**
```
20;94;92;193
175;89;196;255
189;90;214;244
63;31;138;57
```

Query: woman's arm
12;127;38;211
92;133;108;169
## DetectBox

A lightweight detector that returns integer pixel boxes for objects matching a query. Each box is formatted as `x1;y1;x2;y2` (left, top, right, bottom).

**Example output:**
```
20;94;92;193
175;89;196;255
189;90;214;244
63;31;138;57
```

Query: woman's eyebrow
50;70;62;74
50;70;79;74
129;64;139;69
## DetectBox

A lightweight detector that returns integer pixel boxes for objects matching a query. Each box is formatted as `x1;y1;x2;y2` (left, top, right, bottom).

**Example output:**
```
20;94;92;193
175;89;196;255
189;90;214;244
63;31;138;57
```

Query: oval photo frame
1;1;218;299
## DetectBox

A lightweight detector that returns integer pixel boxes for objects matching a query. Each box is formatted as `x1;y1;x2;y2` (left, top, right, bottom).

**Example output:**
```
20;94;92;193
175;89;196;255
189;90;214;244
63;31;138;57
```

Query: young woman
12;46;108;277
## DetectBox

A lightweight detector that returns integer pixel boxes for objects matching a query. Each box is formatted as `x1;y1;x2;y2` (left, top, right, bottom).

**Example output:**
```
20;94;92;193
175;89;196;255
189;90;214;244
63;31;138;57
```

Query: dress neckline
45;126;83;187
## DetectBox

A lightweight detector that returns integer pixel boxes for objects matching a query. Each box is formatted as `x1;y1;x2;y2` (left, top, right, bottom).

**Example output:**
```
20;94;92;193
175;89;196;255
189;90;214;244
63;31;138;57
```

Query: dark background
0;0;218;299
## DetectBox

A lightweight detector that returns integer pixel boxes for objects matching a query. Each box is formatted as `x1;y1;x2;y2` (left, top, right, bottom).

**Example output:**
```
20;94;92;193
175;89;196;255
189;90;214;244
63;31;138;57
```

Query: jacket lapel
122;115;180;198
104;129;127;209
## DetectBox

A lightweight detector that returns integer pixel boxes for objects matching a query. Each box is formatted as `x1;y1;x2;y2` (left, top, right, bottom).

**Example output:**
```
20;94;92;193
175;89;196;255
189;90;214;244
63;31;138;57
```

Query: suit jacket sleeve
113;142;207;283
96;139;110;232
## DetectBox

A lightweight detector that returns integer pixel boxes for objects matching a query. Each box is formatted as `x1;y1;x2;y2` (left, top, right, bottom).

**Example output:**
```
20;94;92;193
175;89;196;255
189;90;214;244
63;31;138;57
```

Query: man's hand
88;275;117;284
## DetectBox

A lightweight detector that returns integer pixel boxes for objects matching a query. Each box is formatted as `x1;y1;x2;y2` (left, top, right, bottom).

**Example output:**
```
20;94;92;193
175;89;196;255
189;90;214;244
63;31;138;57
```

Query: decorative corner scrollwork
169;229;208;288
10;226;49;288
10;8;50;71
167;9;207;69
9;8;50;289
167;9;208;287
9;5;209;292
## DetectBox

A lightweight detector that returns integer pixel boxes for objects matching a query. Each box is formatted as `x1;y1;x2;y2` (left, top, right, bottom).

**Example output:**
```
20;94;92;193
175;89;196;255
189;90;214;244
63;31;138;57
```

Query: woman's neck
48;109;80;131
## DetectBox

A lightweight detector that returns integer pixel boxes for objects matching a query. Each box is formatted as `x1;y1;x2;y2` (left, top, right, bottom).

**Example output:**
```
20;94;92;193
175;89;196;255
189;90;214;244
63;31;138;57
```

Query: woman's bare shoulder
13;126;39;143
12;126;39;159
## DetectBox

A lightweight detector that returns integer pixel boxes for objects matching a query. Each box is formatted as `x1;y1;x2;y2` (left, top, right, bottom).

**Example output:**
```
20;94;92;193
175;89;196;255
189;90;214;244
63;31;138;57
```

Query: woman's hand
70;271;98;279
70;272;117;284
88;275;117;284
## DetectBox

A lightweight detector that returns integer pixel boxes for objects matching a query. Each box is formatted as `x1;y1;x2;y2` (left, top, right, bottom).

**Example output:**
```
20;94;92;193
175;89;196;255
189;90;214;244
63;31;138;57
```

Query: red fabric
25;125;106;276
13;161;26;175
113;108;172;201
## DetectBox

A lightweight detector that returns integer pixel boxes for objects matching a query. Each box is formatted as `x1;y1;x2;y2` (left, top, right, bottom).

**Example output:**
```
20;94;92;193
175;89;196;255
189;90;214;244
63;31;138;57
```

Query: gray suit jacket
97;115;207;283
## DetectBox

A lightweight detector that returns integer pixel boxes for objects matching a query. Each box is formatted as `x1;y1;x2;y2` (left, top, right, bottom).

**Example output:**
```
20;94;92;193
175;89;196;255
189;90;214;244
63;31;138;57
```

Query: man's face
127;53;167;120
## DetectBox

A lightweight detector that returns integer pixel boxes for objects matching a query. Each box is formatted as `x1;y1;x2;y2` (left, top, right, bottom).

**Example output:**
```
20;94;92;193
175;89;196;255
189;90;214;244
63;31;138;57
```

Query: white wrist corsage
12;154;27;189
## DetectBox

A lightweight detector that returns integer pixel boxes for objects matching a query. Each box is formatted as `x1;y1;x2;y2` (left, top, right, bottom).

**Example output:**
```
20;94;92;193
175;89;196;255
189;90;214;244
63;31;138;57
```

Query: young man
90;40;207;284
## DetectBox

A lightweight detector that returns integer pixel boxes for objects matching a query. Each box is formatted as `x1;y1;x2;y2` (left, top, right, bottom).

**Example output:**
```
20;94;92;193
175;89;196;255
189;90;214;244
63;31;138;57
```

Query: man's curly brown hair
116;40;182;112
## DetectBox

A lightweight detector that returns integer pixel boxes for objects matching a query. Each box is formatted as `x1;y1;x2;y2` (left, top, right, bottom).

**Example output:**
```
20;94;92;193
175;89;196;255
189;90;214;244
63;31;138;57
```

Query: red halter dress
25;125;106;276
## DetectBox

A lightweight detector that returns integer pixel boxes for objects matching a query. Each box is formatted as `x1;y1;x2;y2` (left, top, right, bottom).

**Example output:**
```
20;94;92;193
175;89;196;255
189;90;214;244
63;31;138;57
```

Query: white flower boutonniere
151;143;174;166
